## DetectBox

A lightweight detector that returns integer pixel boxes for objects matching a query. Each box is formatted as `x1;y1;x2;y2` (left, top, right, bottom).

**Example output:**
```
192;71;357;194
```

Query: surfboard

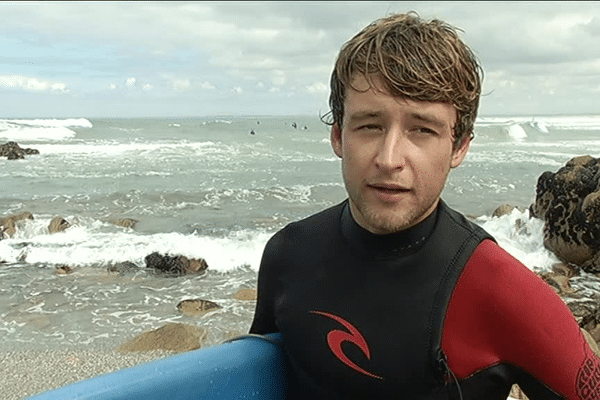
27;333;288;400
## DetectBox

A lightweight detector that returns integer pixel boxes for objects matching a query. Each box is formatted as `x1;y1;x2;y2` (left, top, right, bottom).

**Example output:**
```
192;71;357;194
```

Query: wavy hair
323;12;483;148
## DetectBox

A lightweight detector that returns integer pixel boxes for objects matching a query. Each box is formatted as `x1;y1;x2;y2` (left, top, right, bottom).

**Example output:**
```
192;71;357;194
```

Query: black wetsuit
250;200;600;399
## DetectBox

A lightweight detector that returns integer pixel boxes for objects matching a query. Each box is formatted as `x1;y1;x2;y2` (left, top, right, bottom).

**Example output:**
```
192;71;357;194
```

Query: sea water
1;115;599;352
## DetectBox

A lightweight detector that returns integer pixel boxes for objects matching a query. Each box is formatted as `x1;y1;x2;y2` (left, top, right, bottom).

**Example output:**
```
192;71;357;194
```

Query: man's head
327;12;482;148
327;13;482;234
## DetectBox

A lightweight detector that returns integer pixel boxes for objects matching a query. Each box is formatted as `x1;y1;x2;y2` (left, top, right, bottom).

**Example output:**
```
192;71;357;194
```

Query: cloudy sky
1;1;600;118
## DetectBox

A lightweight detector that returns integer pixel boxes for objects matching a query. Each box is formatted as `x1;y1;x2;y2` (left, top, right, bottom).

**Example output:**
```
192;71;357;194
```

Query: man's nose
374;127;407;171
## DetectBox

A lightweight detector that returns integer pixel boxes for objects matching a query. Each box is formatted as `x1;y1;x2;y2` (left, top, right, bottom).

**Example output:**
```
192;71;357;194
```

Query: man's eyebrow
409;112;448;129
347;111;381;123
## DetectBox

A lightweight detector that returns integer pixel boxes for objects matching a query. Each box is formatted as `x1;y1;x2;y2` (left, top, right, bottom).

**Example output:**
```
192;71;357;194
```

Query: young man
250;13;600;400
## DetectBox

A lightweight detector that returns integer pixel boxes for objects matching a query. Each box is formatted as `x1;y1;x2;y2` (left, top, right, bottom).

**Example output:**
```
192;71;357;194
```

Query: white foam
0;126;77;141
0;218;273;272
505;123;528;141
1;118;93;128
476;209;559;273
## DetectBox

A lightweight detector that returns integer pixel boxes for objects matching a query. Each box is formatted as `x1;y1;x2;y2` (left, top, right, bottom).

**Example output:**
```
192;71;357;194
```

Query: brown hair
323;12;483;148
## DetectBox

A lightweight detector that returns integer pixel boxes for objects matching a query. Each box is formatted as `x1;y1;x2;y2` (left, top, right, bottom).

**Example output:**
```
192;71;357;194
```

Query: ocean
1;114;599;353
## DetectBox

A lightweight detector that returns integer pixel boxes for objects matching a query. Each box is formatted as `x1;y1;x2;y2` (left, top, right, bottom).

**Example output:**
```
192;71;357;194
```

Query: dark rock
144;252;208;276
0;141;39;159
176;299;221;316
532;155;600;272
107;261;140;275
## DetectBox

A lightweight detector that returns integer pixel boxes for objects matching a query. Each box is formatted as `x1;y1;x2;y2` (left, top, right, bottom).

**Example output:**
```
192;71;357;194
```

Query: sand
0;348;169;399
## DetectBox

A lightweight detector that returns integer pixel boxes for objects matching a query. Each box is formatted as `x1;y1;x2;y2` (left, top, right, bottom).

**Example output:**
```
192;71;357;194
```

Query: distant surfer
250;12;599;399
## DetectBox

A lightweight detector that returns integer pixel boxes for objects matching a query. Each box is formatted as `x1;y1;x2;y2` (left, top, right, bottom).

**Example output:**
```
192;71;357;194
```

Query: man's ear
450;135;470;169
331;123;343;158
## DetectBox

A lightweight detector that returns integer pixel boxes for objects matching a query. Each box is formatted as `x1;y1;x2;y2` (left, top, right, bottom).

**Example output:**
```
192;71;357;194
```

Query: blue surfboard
28;333;288;400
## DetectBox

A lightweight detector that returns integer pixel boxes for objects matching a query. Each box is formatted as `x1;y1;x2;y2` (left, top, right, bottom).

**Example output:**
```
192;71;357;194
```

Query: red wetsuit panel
442;239;597;399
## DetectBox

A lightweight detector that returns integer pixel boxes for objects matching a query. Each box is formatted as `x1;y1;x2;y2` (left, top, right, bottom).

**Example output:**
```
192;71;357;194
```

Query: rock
531;156;600;272
55;265;73;275
144;252;208;276
109;218;138;229
107;261;139;275
48;217;69;234
233;288;258;301
538;271;573;295
0;141;39;159
118;323;206;353
492;204;519;218
176;299;221;317
509;384;529;400
583;324;600;356
0;211;34;237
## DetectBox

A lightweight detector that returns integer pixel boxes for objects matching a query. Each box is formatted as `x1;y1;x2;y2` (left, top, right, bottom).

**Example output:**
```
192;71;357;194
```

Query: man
250;12;600;400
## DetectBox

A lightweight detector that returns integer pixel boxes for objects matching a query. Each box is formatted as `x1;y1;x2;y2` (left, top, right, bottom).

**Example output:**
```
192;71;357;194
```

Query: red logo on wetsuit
310;311;383;380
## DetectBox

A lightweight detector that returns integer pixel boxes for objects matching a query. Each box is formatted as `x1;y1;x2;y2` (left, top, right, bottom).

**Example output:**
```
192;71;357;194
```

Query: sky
1;1;600;118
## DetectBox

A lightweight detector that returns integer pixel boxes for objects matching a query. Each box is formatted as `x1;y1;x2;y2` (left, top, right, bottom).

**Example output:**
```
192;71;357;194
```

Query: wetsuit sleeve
249;230;283;334
443;239;600;400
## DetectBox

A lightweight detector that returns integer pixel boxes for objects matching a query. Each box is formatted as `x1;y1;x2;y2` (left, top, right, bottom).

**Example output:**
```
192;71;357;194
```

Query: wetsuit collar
340;199;439;258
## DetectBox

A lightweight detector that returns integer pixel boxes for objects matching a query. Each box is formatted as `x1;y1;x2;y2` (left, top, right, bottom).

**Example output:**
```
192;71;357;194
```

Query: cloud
125;77;136;88
306;82;328;94
0;74;68;92
171;77;215;91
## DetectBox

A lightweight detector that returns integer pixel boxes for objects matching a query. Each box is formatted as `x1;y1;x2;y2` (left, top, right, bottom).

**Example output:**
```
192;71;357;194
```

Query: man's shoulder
265;201;346;251
438;200;495;242
279;201;346;237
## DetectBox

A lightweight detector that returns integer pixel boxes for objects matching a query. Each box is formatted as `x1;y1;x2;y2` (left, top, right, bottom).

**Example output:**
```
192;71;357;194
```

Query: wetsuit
250;199;600;399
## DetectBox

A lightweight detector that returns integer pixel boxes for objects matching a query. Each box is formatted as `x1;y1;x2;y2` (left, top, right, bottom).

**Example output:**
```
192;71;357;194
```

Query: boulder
531;155;600;272
492;204;520;218
144;252;208;276
0;211;34;238
48;217;69;234
176;299;221;317
118;323;206;353
107;261;140;275
0;141;39;159
233;288;258;301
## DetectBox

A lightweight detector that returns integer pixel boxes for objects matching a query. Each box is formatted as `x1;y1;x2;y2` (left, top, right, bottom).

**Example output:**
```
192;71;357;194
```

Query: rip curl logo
310;311;383;380
577;346;600;400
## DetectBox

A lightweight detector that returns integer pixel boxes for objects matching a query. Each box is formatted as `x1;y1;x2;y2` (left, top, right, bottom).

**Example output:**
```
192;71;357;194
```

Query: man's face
331;74;470;234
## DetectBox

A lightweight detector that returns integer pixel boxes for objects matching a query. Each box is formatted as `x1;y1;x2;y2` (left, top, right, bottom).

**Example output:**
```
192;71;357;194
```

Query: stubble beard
347;185;440;235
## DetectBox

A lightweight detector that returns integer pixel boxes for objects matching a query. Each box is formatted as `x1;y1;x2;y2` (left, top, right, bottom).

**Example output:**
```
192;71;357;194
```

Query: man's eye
358;124;381;131
417;127;437;135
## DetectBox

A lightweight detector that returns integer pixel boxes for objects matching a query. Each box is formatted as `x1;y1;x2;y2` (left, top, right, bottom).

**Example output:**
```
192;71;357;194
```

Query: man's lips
368;183;410;192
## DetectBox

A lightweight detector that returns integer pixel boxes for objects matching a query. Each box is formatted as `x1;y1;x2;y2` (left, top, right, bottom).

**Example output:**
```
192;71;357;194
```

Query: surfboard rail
27;333;287;400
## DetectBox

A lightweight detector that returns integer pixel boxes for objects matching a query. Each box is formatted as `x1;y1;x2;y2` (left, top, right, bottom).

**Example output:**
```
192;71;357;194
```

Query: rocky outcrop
0;211;34;238
118;323;207;352
176;299;221;317
48;217;69;234
531;155;600;273
144;252;208;276
0;141;39;159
